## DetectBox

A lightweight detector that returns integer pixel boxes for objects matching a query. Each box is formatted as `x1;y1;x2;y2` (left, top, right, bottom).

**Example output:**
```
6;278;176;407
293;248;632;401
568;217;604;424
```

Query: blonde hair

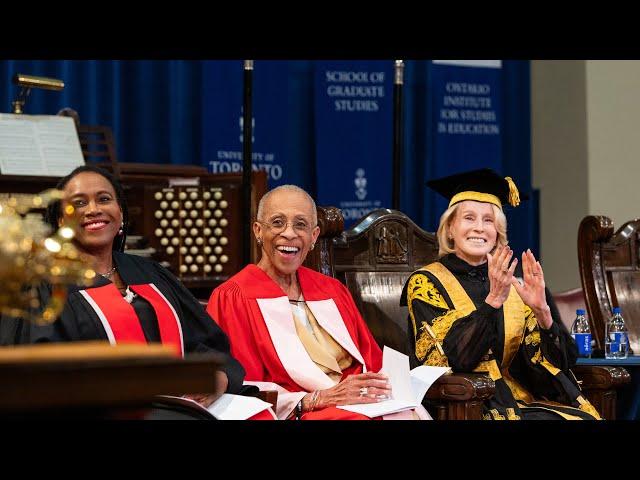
436;202;508;257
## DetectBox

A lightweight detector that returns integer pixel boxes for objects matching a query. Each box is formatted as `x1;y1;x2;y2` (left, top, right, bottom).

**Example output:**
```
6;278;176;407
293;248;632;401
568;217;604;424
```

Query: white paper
0;114;85;176
380;345;414;402
207;393;273;420
338;398;418;418
337;346;450;418
410;365;452;405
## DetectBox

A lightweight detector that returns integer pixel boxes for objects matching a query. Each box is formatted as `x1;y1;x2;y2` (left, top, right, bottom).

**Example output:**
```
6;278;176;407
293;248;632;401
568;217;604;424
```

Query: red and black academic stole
80;283;184;357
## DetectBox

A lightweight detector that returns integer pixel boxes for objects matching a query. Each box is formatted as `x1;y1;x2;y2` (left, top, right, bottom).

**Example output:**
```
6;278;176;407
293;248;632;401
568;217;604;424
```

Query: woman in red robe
208;185;428;420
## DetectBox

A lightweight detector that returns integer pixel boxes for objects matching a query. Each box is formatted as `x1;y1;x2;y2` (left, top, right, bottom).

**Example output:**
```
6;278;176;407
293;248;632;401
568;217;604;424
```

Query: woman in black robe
0;165;244;406
401;169;599;420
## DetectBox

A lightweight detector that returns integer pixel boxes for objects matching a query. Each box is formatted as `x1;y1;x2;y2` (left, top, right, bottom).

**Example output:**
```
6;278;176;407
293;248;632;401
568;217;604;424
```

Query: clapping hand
511;249;552;329
485;244;518;309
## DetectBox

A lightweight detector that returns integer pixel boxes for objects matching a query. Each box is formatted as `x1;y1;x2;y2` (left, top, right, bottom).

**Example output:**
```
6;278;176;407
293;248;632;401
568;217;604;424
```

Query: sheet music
0;114;85;176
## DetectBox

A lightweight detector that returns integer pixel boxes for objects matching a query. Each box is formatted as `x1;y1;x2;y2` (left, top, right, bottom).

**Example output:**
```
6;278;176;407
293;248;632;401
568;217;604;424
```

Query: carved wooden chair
305;207;494;420
579;215;640;355
576;215;638;417
307;207;628;419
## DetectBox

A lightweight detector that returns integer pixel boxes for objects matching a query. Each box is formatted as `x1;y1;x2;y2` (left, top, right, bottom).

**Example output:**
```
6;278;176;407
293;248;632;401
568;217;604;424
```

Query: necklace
98;266;117;279
288;292;304;304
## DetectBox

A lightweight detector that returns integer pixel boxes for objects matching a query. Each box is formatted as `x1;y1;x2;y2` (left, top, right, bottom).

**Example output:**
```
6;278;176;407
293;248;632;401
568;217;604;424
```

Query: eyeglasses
257;219;315;234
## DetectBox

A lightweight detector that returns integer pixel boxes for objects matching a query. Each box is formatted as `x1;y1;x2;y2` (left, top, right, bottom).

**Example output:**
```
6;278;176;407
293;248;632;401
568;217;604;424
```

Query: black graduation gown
401;253;599;420
0;251;245;394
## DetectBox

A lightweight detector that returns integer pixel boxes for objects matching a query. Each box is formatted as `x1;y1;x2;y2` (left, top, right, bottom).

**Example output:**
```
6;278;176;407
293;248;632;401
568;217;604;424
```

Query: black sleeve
442;302;501;372
152;263;246;394
508;287;582;401
1;283;73;345
0;315;21;345
405;271;500;372
537;287;578;370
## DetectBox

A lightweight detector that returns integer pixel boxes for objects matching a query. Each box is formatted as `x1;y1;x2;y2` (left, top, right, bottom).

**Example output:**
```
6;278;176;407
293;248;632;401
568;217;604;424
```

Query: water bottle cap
613;307;621;314
576;309;585;315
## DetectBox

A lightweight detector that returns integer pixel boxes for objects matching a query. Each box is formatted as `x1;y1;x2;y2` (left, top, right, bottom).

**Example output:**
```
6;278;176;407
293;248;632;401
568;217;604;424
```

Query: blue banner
201;61;300;188
428;60;503;217
314;60;394;226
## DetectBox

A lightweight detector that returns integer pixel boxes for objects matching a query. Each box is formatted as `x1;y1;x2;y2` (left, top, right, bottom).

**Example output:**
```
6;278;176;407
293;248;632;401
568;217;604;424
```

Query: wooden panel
328;209;439;354
77;125;120;177
345;271;410;354
0;342;221;412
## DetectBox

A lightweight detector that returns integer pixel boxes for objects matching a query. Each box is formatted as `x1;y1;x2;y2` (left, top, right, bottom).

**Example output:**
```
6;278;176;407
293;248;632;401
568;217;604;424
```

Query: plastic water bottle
571;309;592;358
605;307;628;359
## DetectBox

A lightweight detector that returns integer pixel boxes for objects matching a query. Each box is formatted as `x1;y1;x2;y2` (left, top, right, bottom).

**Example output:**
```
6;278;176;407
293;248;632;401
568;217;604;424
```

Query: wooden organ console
115;165;266;298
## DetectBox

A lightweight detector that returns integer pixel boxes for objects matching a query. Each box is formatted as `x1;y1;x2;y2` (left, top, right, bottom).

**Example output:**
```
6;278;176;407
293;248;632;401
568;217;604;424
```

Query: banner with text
201;61;291;188
429;60;503;216
314;60;394;227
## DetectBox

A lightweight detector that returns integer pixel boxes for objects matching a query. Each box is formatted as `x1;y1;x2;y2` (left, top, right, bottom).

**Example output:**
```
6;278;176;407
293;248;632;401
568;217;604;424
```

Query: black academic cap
426;168;521;210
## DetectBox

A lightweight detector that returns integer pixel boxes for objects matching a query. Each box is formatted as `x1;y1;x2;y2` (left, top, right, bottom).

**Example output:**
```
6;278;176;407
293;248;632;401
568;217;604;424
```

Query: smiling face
448;200;497;266
60;171;123;255
254;189;320;279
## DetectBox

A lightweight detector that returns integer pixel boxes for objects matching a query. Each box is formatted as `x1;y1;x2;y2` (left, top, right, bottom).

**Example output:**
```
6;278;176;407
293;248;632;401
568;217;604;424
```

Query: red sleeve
334;280;383;372
207;282;266;381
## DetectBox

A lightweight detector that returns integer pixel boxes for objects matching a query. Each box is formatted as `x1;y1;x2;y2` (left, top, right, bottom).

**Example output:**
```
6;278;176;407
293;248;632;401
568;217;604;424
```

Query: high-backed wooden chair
579;215;640;354
576;215;637;419
307;207;628;419
305;208;494;420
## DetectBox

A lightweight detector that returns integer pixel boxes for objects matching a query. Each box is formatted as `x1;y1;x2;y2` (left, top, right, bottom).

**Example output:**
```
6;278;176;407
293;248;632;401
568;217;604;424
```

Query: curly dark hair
45;165;129;252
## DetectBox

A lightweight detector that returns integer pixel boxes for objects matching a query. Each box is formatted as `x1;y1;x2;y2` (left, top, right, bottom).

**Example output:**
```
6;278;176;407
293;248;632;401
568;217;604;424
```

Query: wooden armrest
425;372;495;402
256;390;278;410
571;366;630;420
572;365;631;390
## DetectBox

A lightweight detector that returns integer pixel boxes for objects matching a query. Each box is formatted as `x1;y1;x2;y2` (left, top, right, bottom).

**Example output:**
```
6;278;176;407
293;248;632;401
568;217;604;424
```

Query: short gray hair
257;184;318;226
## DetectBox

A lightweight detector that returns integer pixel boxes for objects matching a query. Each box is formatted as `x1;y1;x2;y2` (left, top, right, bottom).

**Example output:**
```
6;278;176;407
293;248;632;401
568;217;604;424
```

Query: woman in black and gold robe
402;169;599;420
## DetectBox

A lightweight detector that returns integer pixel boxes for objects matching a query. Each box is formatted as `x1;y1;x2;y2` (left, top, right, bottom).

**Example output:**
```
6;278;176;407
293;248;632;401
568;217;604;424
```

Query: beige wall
532;60;640;291
586;61;640;226
531;60;589;291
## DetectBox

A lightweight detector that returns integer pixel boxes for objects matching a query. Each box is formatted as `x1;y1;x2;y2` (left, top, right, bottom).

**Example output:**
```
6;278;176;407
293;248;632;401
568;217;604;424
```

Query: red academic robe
207;264;384;420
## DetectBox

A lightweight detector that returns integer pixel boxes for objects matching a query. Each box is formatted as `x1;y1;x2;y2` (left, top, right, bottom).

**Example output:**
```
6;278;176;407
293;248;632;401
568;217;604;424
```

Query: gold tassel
504;176;520;207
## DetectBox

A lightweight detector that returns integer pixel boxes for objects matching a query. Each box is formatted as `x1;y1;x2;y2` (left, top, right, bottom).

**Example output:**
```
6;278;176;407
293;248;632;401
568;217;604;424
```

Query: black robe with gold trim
0;251;245;394
401;253;599;420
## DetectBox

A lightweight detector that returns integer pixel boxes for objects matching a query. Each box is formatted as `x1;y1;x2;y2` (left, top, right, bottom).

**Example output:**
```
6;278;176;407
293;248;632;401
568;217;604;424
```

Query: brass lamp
11;73;65;114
